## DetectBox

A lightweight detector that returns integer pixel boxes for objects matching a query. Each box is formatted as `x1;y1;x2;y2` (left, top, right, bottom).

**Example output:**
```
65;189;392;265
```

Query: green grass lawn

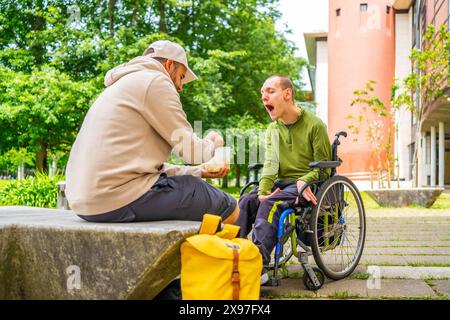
362;190;450;210
429;192;450;209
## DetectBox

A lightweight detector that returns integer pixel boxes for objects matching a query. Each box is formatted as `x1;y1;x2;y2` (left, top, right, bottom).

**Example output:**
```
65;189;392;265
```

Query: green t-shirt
258;108;332;196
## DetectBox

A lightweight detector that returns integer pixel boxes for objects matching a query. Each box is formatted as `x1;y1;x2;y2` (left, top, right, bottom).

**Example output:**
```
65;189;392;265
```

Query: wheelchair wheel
309;175;366;280
302;267;325;291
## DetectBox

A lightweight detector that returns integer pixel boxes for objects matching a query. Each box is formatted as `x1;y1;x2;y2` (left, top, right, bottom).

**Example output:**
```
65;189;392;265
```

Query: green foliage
0;65;99;158
0;148;35;172
0;0;307;179
215;185;241;200
0;180;9;189
0;173;65;208
392;24;450;116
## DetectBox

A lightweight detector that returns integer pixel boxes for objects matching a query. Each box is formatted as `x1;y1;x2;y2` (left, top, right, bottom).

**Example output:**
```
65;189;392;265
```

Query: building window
386;6;391;14
360;3;368;12
336;8;341;16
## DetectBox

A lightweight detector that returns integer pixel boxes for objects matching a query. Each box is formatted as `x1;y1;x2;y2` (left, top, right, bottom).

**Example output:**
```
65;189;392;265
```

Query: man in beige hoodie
65;40;239;224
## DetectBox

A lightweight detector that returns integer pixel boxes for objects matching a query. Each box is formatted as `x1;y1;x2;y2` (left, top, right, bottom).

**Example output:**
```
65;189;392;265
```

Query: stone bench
0;206;200;299
365;188;444;208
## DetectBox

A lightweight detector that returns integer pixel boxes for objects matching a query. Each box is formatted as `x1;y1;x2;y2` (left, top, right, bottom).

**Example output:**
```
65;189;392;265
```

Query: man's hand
296;180;317;205
258;188;281;203
200;164;230;178
205;131;224;148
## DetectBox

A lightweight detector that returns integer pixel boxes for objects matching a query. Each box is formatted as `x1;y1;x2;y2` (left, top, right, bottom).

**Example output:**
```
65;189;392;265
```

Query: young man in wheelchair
236;75;332;285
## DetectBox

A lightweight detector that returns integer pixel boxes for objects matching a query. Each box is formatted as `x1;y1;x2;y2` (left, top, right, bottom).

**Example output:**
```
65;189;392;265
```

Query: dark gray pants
78;173;237;223
236;180;309;266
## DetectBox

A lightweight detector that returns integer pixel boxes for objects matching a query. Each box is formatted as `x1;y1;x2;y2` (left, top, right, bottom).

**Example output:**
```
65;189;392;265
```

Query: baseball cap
146;40;198;84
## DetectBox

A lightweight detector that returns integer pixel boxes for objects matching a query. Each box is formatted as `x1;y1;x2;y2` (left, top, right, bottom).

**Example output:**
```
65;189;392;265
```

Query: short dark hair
267;74;295;102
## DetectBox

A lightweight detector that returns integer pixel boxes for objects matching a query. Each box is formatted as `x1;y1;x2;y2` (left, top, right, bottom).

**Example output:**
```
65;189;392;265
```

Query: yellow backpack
180;214;262;300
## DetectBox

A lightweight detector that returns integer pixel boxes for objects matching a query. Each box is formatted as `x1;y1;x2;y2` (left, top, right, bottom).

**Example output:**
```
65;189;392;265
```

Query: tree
0;0;307;175
392;24;450;187
347;80;394;189
4;148;35;179
0;65;99;171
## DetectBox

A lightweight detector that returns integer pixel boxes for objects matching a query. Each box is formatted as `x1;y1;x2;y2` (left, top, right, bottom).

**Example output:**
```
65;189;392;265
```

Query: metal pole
57;181;70;210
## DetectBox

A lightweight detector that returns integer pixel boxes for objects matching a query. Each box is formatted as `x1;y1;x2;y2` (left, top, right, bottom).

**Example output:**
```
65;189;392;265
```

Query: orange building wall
328;0;396;176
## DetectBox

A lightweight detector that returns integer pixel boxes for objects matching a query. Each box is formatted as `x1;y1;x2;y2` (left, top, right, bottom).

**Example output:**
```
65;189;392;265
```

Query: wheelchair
239;131;366;290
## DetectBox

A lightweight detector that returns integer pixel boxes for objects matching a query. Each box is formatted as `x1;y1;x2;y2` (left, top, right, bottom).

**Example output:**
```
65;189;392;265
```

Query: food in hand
204;163;224;173
204;147;231;173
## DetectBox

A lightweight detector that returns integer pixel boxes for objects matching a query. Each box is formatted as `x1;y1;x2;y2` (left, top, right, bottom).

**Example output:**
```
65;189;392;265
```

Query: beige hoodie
65;56;214;215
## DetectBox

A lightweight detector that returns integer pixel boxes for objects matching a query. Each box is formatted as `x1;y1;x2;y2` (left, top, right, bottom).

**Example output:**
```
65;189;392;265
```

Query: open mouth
265;104;274;113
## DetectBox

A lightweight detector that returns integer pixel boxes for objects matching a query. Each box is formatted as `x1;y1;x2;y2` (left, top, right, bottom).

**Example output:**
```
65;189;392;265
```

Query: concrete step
365;235;450;240
363;247;450;255
261;278;440;299
367;266;450;279
360;255;450;265
284;254;449;267
364;241;450;247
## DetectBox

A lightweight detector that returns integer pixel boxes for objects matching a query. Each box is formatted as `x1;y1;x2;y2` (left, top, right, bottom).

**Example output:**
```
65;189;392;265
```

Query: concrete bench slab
365;188;444;208
0;206;200;300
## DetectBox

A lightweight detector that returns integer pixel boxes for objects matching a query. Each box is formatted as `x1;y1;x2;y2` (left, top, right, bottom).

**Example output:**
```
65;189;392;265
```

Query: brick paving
261;208;450;300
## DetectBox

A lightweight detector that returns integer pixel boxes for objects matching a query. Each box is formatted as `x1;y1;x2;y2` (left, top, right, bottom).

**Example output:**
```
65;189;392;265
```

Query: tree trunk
221;175;228;189
157;0;167;33
36;142;48;173
386;160;391;189
235;165;241;188
108;0;116;37
412;120;423;188
31;2;45;65
131;0;140;27
413;152;419;187
370;165;374;190
246;167;250;184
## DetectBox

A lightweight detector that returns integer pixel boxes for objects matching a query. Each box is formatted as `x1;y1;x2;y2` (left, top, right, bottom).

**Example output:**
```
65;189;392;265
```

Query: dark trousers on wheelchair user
236;180;309;266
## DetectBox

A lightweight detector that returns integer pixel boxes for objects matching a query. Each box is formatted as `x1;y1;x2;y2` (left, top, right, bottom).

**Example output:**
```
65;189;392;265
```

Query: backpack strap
215;224;240;239
231;248;240;300
198;214;222;235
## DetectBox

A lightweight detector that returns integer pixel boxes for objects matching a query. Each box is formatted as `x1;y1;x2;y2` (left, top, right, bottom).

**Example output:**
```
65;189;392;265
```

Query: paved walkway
261;208;450;300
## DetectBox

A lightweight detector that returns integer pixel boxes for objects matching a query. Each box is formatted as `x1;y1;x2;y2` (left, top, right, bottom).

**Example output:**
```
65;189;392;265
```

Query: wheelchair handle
335;131;347;138
332;131;347;164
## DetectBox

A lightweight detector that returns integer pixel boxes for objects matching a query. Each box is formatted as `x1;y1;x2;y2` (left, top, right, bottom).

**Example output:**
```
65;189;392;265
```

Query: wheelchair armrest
239;181;259;198
309;161;341;169
248;163;263;171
